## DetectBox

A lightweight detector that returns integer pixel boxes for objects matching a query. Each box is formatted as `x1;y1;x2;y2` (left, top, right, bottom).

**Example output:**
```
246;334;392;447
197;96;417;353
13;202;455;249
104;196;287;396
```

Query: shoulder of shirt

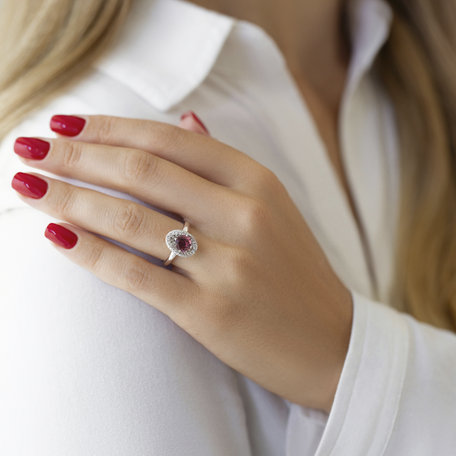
91;0;235;113
91;0;394;113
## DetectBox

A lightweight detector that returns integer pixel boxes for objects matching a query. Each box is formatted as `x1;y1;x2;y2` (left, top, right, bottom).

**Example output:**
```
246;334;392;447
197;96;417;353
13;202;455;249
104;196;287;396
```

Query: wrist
321;285;353;414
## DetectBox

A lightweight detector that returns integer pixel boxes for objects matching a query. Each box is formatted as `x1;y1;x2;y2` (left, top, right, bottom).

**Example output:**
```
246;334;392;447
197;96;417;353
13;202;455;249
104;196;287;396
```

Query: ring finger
10;171;217;275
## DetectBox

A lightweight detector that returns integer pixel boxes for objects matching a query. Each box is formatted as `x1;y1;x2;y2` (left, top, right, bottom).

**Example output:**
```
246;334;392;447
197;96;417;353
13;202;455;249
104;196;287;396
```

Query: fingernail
14;137;50;160
11;172;48;199
45;223;78;249
50;115;86;137
180;111;209;134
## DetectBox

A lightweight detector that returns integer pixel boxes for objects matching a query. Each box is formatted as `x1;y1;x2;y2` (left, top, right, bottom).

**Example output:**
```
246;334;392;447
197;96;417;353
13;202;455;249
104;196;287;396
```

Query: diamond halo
165;229;198;258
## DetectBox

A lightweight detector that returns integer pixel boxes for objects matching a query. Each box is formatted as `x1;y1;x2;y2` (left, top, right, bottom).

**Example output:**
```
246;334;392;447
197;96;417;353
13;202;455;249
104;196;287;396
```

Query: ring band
163;220;198;266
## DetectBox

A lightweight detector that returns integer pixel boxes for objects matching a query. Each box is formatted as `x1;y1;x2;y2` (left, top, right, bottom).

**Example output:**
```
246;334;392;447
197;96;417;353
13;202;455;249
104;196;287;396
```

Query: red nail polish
14;137;50;160
45;223;78;249
11;172;48;199
50;115;86;137
180;111;209;134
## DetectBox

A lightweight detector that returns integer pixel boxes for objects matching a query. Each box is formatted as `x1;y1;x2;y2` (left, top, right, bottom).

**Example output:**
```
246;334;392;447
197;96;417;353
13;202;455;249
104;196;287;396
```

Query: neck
190;0;352;110
261;0;351;107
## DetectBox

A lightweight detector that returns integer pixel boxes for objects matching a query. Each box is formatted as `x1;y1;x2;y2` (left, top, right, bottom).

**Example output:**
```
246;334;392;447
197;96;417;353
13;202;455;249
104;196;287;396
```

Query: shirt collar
94;0;235;112
94;0;393;112
346;0;393;92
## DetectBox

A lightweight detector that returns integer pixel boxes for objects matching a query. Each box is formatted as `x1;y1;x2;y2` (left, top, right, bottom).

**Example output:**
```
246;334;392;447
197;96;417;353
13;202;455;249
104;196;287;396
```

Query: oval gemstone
176;235;192;252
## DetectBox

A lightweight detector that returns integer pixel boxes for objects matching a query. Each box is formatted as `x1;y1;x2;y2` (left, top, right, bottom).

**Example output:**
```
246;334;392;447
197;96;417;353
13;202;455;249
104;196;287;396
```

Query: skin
190;0;352;210
190;0;372;273
12;114;353;414
10;0;355;414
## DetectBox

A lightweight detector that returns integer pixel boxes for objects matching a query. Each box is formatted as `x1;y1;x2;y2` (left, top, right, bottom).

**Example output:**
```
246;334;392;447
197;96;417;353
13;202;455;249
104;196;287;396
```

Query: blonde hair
1;0;455;331
376;0;456;332
0;0;132;138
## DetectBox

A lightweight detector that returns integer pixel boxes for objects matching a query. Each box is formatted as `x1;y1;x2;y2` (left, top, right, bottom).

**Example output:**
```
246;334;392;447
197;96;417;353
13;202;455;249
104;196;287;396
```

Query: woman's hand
11;112;353;414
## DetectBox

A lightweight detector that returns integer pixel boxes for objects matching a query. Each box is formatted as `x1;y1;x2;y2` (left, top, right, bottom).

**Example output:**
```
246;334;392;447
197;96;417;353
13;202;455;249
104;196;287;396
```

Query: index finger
50;114;260;189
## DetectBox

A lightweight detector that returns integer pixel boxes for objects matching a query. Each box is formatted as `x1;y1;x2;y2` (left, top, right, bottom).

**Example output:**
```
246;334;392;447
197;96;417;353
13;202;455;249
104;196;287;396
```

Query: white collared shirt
1;0;455;454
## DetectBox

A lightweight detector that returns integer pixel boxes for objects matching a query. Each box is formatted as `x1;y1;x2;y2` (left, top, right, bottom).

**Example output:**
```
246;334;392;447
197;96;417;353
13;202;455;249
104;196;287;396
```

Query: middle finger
10;171;218;275
13;137;239;234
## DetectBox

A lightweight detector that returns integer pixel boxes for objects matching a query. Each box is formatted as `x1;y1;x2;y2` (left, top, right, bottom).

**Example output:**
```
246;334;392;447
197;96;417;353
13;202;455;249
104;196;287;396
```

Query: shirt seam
380;315;410;455
329;296;409;454
326;293;369;454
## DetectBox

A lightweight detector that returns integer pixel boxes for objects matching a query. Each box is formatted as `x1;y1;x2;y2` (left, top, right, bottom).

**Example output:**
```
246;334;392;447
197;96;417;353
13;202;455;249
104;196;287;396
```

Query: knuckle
62;141;83;169
121;150;158;185
113;203;146;238
55;187;77;217
237;197;271;234
154;122;187;150
84;242;105;271
95;116;115;142
222;245;254;285
123;261;149;292
253;165;282;192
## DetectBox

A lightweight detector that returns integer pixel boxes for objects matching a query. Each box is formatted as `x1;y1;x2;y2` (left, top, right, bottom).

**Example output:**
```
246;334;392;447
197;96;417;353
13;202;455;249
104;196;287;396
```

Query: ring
163;220;198;266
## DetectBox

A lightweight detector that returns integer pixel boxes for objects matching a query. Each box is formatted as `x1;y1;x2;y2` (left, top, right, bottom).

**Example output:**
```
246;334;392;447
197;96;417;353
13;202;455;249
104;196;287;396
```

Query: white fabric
0;0;455;454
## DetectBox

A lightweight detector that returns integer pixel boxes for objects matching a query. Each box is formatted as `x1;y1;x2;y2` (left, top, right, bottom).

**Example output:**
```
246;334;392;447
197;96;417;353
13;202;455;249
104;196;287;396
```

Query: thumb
179;111;210;136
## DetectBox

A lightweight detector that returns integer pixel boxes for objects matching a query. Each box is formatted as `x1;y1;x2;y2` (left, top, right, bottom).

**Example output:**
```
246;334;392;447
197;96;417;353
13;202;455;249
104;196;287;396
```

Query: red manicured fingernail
50;115;86;136
45;223;78;249
14;137;50;160
180;111;209;134
11;172;48;199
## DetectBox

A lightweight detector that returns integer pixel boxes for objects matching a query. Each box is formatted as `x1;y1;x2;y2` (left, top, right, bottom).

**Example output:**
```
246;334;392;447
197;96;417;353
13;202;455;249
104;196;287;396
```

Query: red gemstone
177;235;192;252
